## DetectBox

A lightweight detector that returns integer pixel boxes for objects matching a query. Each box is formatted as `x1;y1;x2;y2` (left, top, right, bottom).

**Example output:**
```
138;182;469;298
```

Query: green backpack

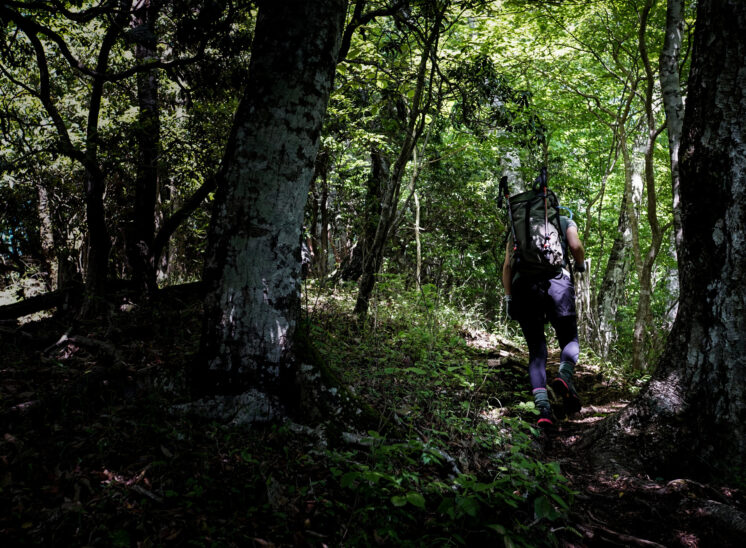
499;169;565;278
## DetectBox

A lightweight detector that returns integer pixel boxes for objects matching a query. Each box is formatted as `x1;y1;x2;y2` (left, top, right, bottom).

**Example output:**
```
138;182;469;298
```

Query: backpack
498;169;565;278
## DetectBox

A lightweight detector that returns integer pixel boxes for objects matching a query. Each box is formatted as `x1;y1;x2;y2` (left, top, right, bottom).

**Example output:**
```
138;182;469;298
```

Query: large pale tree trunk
196;0;346;420
589;0;746;480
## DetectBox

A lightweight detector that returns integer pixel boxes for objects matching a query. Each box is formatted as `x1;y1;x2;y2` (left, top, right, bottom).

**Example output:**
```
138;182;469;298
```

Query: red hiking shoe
537;406;555;428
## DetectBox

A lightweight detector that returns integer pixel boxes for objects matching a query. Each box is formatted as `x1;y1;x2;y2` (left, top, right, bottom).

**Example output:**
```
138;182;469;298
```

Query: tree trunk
320;171;330;278
83;167;111;304
81;0;131;313
588;0;746;481
596;192;632;358
660;0;685;257
130;0;161;293
197;0;346;419
414;191;421;287
354;148;391;314
37;182;57;291
353;8;443;315
631;0;667;371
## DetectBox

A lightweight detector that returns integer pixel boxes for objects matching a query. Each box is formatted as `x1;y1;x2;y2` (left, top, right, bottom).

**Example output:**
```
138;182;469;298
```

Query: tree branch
151;174;218;265
338;0;409;62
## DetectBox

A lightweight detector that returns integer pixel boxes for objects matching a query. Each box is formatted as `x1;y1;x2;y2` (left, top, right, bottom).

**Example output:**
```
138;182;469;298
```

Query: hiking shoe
551;376;581;414
537;406;555;428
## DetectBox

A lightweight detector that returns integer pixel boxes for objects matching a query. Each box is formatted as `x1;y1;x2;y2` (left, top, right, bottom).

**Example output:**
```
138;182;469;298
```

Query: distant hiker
499;170;586;428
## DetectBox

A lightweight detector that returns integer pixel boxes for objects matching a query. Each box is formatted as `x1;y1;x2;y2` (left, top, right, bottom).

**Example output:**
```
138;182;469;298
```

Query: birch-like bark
660;0;685;256
197;0;345;417
596;192;632;357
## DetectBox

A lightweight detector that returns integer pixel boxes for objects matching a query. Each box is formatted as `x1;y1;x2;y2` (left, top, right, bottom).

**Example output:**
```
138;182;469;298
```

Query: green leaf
534;495;561;521
456;496;480;517
406;491;426;508
340;471;358;489
391;495;407;507
550;492;569;509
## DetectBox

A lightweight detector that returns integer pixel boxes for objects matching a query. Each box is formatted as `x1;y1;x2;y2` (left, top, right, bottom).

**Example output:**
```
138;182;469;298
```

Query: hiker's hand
574;261;586;273
505;295;516;320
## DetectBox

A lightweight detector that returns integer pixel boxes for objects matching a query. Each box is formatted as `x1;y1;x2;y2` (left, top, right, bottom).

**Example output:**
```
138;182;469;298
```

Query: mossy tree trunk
196;0;347;421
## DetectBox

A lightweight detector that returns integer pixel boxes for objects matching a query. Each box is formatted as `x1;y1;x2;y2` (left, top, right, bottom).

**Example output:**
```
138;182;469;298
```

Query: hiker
500;180;586;428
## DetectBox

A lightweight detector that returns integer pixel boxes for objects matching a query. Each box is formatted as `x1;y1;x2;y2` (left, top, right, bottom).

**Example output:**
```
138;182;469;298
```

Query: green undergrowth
301;279;577;545
0;279;577;546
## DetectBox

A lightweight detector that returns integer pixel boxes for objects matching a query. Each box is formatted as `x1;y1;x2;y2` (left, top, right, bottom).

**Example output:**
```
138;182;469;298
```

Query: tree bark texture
37;182;57;291
596;192;632;358
198;0;345;413
589;0;746;481
130;0;161;293
660;0;685;257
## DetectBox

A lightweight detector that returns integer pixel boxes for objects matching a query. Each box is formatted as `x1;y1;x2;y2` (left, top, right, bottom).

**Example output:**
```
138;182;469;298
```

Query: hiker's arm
566;225;585;266
502;239;513;295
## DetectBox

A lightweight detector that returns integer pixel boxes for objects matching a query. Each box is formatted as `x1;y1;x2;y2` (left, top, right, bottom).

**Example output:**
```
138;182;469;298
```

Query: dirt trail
542;358;745;547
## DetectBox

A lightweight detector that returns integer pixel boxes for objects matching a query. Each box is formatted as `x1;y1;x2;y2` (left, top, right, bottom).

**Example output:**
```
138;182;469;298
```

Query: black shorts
512;271;576;322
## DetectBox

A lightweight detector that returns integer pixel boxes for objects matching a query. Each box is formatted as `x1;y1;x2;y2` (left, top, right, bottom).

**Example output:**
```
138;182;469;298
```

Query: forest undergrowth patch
1;282;742;546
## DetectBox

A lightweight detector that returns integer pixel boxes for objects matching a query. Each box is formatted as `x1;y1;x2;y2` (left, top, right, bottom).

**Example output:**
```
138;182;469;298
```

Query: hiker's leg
546;274;578;366
555;315;579;366
547;275;582;412
519;315;554;425
519;314;548;393
513;279;553;424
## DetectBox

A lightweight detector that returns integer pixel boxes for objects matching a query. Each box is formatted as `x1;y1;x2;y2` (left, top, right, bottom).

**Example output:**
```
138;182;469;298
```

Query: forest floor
0;283;744;546
536;359;746;547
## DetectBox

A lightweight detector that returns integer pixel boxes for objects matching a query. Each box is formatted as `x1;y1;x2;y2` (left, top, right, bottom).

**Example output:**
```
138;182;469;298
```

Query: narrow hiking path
534;354;746;547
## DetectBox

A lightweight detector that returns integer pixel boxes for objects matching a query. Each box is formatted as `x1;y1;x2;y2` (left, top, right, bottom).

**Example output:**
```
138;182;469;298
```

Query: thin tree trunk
354;148;390;314
37;182;57;291
353;8;443;315
197;0;345;417
130;0;161;293
414;190;421;287
631;0;667;371
596;193;632;357
660;0;685;256
320;169;330;278
81;0;131;312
